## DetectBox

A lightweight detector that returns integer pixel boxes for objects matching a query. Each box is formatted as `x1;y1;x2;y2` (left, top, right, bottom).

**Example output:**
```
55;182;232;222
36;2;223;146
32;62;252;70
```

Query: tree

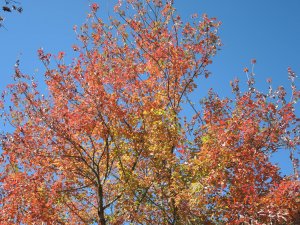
0;0;299;224
0;0;23;28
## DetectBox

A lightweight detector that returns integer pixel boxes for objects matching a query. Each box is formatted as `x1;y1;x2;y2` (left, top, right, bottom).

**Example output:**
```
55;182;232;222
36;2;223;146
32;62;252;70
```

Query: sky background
0;0;299;176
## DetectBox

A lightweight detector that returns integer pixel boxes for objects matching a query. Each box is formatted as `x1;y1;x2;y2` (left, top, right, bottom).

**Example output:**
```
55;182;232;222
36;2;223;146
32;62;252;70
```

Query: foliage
0;0;22;28
0;0;299;224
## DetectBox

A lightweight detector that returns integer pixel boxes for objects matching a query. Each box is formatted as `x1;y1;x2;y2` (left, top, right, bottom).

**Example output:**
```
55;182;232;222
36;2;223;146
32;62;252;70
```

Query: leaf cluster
0;0;22;28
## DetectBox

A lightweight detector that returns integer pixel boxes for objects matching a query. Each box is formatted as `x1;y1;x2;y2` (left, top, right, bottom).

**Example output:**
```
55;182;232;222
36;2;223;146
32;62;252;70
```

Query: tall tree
0;0;299;224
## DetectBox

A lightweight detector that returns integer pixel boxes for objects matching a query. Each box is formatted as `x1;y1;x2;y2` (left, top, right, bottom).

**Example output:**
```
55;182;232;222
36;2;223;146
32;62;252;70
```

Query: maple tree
0;0;299;224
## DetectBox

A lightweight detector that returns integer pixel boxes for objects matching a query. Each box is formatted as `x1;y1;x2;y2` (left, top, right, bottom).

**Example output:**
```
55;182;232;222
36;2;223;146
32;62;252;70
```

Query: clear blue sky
0;0;299;175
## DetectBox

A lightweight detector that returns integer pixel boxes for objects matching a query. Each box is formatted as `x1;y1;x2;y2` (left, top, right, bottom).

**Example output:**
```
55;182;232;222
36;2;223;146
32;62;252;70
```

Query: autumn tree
0;0;299;224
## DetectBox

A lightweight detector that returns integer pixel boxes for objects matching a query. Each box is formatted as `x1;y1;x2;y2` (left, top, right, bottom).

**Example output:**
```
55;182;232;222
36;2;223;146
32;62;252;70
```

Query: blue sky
0;0;299;175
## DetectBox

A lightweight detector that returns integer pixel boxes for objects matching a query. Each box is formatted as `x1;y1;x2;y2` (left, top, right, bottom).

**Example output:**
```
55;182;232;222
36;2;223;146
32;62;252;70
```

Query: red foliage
0;1;298;224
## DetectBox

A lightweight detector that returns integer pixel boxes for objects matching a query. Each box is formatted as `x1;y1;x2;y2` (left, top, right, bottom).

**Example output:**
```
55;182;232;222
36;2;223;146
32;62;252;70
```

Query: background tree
0;0;299;224
0;0;22;28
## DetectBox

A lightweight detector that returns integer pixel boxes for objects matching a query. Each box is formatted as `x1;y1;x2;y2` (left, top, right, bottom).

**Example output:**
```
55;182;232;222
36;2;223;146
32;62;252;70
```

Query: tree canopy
0;0;299;224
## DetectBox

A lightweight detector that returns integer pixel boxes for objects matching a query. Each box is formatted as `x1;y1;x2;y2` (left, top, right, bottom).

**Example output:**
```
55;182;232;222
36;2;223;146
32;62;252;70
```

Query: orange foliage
0;1;299;224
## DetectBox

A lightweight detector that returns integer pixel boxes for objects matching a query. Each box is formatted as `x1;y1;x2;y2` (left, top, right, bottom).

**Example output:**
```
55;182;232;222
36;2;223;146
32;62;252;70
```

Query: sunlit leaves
0;0;299;224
